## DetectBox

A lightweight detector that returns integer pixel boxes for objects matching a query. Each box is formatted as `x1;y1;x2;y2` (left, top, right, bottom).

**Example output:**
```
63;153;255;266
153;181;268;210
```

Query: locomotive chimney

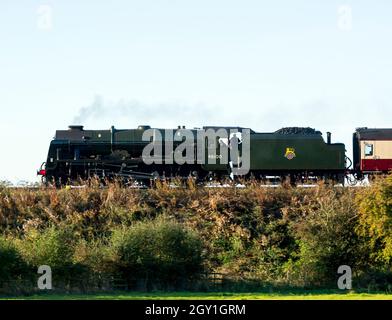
69;125;84;131
327;132;331;144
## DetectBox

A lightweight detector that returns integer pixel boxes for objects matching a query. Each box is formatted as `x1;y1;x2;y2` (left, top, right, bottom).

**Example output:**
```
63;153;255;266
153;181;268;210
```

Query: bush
355;270;392;292
15;226;86;287
0;236;29;283
356;175;392;266
110;217;204;289
245;219;296;282
285;188;365;287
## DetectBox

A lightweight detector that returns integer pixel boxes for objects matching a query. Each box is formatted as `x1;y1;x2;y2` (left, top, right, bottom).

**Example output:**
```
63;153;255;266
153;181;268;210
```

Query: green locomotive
38;125;346;185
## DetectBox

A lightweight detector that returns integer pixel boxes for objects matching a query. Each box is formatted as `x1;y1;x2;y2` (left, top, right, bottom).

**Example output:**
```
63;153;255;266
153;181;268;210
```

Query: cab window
365;143;373;156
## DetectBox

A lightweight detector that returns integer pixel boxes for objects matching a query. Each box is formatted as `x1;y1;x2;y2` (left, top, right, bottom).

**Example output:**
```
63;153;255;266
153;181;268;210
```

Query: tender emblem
284;147;296;160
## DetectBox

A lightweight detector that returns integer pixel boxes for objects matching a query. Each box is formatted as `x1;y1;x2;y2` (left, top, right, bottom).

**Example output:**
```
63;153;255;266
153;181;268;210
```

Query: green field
3;291;392;300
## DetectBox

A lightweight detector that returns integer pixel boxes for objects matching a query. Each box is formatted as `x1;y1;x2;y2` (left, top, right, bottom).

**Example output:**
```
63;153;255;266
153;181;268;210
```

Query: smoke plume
72;95;221;127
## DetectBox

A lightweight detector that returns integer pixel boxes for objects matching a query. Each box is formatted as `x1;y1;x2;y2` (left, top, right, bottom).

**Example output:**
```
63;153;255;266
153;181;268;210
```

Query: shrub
355;270;392;292
110;217;204;289
244;219;296;282
17;226;74;267
356;175;392;266
0;236;29;283
73;239;114;274
15;226;86;287
285;188;365;287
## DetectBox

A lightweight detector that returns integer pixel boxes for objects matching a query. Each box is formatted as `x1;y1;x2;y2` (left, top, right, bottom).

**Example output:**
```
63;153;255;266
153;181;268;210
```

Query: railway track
4;178;370;190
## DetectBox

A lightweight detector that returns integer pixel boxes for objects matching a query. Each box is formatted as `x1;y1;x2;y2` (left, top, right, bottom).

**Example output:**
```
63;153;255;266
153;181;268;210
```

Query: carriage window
365;144;373;156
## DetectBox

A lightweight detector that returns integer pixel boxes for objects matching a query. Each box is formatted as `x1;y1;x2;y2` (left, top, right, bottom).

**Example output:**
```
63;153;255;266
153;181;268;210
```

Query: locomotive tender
37;125;392;185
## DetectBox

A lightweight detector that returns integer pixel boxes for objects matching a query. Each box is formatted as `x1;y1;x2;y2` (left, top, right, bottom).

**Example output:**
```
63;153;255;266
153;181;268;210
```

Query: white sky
1;0;392;183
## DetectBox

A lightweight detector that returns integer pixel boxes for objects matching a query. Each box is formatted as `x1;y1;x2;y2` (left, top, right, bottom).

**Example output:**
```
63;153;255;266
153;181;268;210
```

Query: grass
3;290;392;300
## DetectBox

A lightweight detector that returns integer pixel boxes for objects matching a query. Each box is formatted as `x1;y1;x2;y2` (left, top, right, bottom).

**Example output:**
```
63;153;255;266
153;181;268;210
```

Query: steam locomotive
37;125;392;185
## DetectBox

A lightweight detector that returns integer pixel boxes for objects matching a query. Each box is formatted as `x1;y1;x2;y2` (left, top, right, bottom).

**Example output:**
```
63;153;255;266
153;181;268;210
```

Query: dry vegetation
1;177;392;294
